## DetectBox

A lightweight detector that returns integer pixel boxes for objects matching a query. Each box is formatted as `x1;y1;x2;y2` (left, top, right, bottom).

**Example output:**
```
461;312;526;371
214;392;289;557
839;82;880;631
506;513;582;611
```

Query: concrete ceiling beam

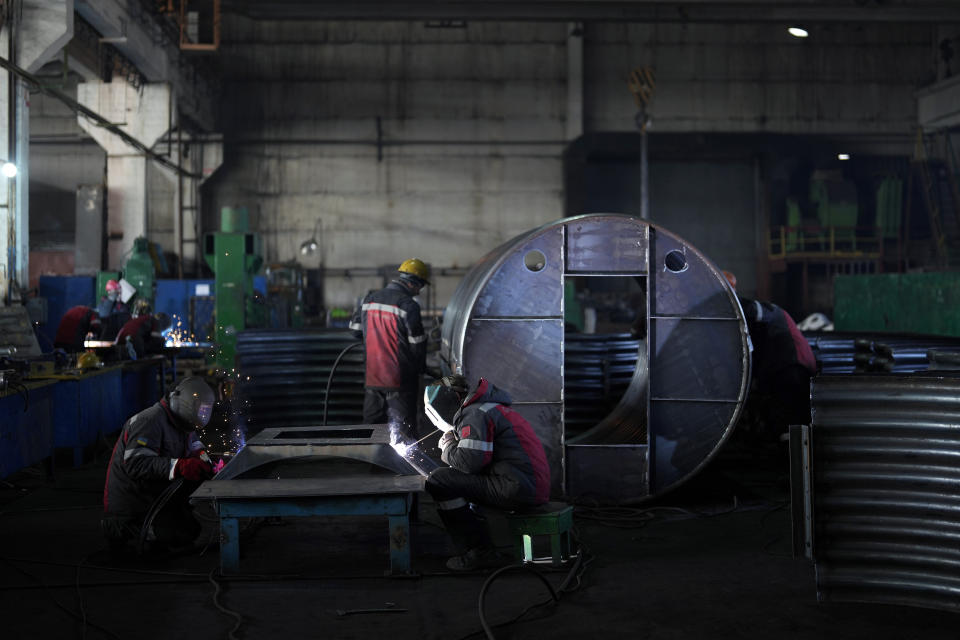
75;0;215;130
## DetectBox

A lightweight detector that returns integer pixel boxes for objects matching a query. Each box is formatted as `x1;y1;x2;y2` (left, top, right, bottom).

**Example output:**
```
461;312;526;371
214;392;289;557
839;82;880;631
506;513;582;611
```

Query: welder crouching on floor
101;376;216;552
423;375;551;571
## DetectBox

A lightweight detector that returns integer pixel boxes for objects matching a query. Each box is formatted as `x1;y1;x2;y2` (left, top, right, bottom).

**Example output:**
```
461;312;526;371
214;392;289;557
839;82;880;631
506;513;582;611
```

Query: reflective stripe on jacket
349;281;426;390
441;378;551;504
103;401;201;517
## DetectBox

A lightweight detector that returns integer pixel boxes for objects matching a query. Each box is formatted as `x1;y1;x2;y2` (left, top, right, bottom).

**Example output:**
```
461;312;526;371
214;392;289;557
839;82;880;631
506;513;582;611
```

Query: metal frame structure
214;424;419;479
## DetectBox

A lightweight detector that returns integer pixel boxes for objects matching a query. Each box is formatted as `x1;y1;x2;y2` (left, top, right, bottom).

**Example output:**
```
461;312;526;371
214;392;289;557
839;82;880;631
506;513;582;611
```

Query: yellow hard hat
398;258;431;284
77;351;102;370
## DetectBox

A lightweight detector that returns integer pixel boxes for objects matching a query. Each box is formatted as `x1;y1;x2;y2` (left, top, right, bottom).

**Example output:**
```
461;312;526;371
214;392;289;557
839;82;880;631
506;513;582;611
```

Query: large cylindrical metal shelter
440;214;751;501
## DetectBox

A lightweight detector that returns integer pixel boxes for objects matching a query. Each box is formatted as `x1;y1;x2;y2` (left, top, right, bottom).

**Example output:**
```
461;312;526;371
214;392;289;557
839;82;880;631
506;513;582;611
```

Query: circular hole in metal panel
524;250;547;272
664;249;687;273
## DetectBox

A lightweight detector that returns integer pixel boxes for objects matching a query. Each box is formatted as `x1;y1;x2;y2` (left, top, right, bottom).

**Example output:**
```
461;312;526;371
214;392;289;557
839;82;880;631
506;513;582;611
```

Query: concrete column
77;82;172;269
0;0;72;303
0;23;13;303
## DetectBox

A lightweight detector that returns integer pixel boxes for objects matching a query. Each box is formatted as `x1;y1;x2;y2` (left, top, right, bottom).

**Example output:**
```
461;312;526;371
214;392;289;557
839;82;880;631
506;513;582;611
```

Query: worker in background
97;279;130;340
101;376;216;552
53;306;101;352
349;258;430;441
423;375;551;571
723;270;817;438
116;306;171;360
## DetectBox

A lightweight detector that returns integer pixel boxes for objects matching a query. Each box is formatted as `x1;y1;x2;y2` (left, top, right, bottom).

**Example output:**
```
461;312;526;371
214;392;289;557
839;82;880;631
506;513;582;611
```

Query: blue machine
155;277;267;343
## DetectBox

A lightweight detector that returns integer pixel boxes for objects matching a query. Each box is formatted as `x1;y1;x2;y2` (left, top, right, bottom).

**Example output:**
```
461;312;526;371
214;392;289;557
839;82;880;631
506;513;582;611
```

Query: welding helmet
398;258;431;285
424;375;468;433
168;376;216;429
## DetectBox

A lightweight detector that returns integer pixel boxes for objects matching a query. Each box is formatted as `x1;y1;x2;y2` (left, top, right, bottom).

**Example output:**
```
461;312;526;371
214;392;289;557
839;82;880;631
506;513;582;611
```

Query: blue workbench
120;357;165;424
0;380;57;479
191;474;425;575
50;366;124;467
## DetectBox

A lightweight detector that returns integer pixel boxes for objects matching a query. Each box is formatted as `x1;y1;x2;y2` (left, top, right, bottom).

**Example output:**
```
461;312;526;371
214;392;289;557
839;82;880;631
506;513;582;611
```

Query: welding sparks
389;420;412;457
163;315;200;347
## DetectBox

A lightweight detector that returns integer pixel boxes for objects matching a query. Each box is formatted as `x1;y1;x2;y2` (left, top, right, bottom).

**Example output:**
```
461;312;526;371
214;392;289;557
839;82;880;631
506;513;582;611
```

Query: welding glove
173;457;214;482
438;430;457;452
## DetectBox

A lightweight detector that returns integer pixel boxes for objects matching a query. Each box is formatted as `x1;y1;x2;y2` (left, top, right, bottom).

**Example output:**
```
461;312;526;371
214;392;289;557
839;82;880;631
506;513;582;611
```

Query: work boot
446;546;508;571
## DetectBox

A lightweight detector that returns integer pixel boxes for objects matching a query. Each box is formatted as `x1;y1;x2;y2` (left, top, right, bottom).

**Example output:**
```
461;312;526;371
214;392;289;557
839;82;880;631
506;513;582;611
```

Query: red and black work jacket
741;298;817;379
349;281;426;390
115;315;159;358
54;306;99;352
103;401;203;517
441;378;551;505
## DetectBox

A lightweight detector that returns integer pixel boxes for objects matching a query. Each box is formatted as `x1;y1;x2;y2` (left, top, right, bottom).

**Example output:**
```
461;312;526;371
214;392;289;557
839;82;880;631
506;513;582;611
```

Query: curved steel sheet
809;374;960;612
441;214;750;501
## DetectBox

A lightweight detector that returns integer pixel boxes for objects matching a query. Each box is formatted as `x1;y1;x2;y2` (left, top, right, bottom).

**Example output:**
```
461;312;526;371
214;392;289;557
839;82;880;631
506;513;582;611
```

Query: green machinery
97;236;156;310
204;207;264;372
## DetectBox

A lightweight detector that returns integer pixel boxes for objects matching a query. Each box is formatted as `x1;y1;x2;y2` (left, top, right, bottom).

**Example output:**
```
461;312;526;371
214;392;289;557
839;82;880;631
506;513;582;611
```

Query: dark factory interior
2;1;960;638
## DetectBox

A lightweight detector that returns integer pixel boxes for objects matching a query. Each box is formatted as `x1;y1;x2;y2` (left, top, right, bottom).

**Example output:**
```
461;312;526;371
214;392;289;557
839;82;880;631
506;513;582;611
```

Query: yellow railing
768;226;883;259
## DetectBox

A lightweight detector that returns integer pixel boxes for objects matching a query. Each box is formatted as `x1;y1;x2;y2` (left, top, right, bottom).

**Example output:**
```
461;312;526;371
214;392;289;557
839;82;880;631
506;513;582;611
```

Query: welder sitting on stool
349;258;430;441
101;376;216;552
423;375;551;571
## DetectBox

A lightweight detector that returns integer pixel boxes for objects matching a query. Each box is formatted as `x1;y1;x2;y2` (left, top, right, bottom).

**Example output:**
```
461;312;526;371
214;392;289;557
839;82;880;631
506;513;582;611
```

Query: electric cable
208;570;244;640
478;564;559;639
455;532;592;640
10;380;29;412
76;552;95;640
0;555;122;640
322;341;363;426
137;478;185;556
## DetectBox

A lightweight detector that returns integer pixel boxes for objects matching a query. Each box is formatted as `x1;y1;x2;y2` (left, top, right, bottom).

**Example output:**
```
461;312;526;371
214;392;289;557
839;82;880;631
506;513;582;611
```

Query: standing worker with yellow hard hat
350;258;431;441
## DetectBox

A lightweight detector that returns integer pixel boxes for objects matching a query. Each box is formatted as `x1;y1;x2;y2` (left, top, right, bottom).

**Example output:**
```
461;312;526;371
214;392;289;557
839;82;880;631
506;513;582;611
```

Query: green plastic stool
506;502;574;566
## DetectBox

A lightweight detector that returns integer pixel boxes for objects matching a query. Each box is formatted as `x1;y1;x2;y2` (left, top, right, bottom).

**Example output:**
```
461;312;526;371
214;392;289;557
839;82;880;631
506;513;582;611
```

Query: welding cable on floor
137;478;185;556
208;570;244;640
0;555;122;640
322;341;363;426
76;551;97;640
470;535;592;640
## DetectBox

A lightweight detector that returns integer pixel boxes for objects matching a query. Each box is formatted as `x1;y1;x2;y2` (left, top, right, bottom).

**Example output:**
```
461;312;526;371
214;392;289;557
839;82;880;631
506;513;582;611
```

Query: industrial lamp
299;219;322;256
1;161;17;178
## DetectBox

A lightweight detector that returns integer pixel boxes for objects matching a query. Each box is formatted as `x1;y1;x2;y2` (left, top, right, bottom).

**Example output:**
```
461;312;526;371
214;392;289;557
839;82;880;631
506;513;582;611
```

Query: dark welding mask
169;376;215;429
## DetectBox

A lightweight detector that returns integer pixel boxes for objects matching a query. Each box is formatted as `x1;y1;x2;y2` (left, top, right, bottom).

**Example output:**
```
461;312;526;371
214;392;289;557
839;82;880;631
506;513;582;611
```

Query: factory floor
1;439;956;640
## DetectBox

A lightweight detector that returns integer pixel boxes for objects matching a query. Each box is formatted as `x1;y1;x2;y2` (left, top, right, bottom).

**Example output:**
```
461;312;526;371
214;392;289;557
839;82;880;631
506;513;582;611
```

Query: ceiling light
838;153;850;161
1;162;17;178
788;27;809;38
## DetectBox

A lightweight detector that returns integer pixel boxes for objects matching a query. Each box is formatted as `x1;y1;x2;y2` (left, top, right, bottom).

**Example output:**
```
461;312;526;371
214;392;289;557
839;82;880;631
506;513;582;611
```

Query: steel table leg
220;516;240;574
387;513;411;574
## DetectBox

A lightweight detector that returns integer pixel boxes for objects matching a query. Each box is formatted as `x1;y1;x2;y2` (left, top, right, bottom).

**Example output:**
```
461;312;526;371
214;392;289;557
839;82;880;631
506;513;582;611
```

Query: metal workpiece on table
798;374;960;613
441;214;750;502
215;423;420;479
